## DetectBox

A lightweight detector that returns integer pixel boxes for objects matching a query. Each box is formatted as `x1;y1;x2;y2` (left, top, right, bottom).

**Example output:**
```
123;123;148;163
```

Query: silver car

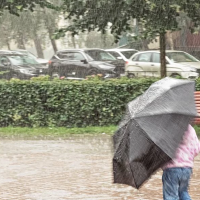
105;49;138;61
125;50;199;79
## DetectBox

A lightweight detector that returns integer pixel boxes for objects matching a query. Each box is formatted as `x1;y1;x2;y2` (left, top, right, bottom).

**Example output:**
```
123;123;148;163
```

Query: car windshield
85;50;116;61
8;55;39;65
15;51;37;59
166;52;199;63
120;50;138;59
27;52;37;59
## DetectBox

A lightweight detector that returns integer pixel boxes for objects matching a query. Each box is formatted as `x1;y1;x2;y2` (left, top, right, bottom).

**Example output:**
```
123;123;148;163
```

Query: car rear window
120;50;138;59
85;50;116;61
107;51;120;58
57;52;85;61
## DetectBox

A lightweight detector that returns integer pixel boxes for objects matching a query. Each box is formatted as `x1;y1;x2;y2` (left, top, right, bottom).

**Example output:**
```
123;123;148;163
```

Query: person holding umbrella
113;77;200;191
162;124;200;200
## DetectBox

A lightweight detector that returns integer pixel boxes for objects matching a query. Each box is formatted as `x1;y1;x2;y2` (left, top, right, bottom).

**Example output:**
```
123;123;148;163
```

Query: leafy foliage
2;0;57;16
195;78;200;91
59;0;200;41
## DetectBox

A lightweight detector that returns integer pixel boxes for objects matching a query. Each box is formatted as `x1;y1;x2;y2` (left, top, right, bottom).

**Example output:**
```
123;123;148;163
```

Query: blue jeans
162;167;192;200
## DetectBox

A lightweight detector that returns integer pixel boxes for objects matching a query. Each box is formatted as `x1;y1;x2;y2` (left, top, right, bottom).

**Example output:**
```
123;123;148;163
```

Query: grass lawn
0;125;199;139
0;126;117;139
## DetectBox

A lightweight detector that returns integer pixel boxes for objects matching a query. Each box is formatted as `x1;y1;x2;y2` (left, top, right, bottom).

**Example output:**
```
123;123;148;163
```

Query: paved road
0;135;200;200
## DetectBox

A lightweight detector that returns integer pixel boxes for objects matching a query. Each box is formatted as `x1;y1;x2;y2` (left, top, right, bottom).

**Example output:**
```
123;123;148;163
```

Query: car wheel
170;73;182;79
87;70;98;76
11;74;19;79
127;73;135;78
51;72;60;78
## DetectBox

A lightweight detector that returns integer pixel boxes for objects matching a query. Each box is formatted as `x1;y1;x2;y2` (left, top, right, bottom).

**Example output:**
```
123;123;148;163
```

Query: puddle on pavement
0;135;200;200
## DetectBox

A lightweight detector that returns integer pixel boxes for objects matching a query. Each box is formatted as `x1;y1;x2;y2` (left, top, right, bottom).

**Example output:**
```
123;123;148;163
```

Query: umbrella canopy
113;77;198;189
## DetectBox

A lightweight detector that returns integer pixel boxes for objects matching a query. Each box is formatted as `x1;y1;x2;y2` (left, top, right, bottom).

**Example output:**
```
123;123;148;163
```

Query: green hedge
0;78;157;127
0;77;199;127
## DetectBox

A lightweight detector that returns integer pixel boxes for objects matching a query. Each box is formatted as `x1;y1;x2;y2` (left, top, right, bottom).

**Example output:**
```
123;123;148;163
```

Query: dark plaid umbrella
113;77;198;189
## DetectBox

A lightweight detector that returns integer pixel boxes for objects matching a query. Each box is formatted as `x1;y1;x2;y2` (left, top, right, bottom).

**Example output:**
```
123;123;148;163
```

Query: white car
105;49;138;61
125;50;199;79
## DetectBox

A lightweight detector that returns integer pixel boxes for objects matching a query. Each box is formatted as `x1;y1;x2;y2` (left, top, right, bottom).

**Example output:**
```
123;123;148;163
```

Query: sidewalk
0;135;199;200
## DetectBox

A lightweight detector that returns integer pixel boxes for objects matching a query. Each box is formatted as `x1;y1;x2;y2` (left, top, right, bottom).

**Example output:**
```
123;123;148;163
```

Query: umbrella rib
114;122;130;155
124;149;138;189
133;118;181;160
137;120;172;159
134;112;197;118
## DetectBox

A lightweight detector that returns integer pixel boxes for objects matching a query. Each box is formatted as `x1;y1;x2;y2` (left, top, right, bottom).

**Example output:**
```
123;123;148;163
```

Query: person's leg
179;168;192;200
162;168;180;200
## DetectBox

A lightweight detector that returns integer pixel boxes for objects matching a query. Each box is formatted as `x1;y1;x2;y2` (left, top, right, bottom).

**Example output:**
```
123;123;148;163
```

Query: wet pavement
0;134;200;200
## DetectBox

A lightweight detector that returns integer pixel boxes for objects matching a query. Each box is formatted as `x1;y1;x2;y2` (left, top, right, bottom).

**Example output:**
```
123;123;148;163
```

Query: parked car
13;49;48;67
105;48;138;61
125;50;199;79
85;48;125;74
48;49;121;79
0;52;48;79
105;49;138;75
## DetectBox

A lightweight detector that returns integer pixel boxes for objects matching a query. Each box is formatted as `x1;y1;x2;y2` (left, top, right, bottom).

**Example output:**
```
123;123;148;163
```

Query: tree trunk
6;40;10;50
160;33;167;78
17;38;26;49
47;27;58;53
101;33;107;48
71;36;76;48
33;35;44;58
17;32;26;49
142;39;149;50
2;27;11;50
50;37;58;53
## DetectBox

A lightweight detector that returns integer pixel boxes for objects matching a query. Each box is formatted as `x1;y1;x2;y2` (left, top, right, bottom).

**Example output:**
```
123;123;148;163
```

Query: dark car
12;49;49;67
0;52;48;79
85;49;125;74
48;49;123;79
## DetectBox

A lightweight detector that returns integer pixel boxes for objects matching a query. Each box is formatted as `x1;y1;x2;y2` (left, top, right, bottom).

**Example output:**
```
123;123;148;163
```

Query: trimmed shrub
0;78;157;127
195;78;200;91
1;77;199;127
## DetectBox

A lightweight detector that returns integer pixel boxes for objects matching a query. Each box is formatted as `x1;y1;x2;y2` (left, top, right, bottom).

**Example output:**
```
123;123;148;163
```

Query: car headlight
183;66;197;72
98;64;115;70
188;67;197;72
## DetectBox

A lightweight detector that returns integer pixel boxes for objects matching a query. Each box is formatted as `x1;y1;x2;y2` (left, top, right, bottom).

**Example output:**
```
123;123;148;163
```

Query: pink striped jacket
162;124;200;169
